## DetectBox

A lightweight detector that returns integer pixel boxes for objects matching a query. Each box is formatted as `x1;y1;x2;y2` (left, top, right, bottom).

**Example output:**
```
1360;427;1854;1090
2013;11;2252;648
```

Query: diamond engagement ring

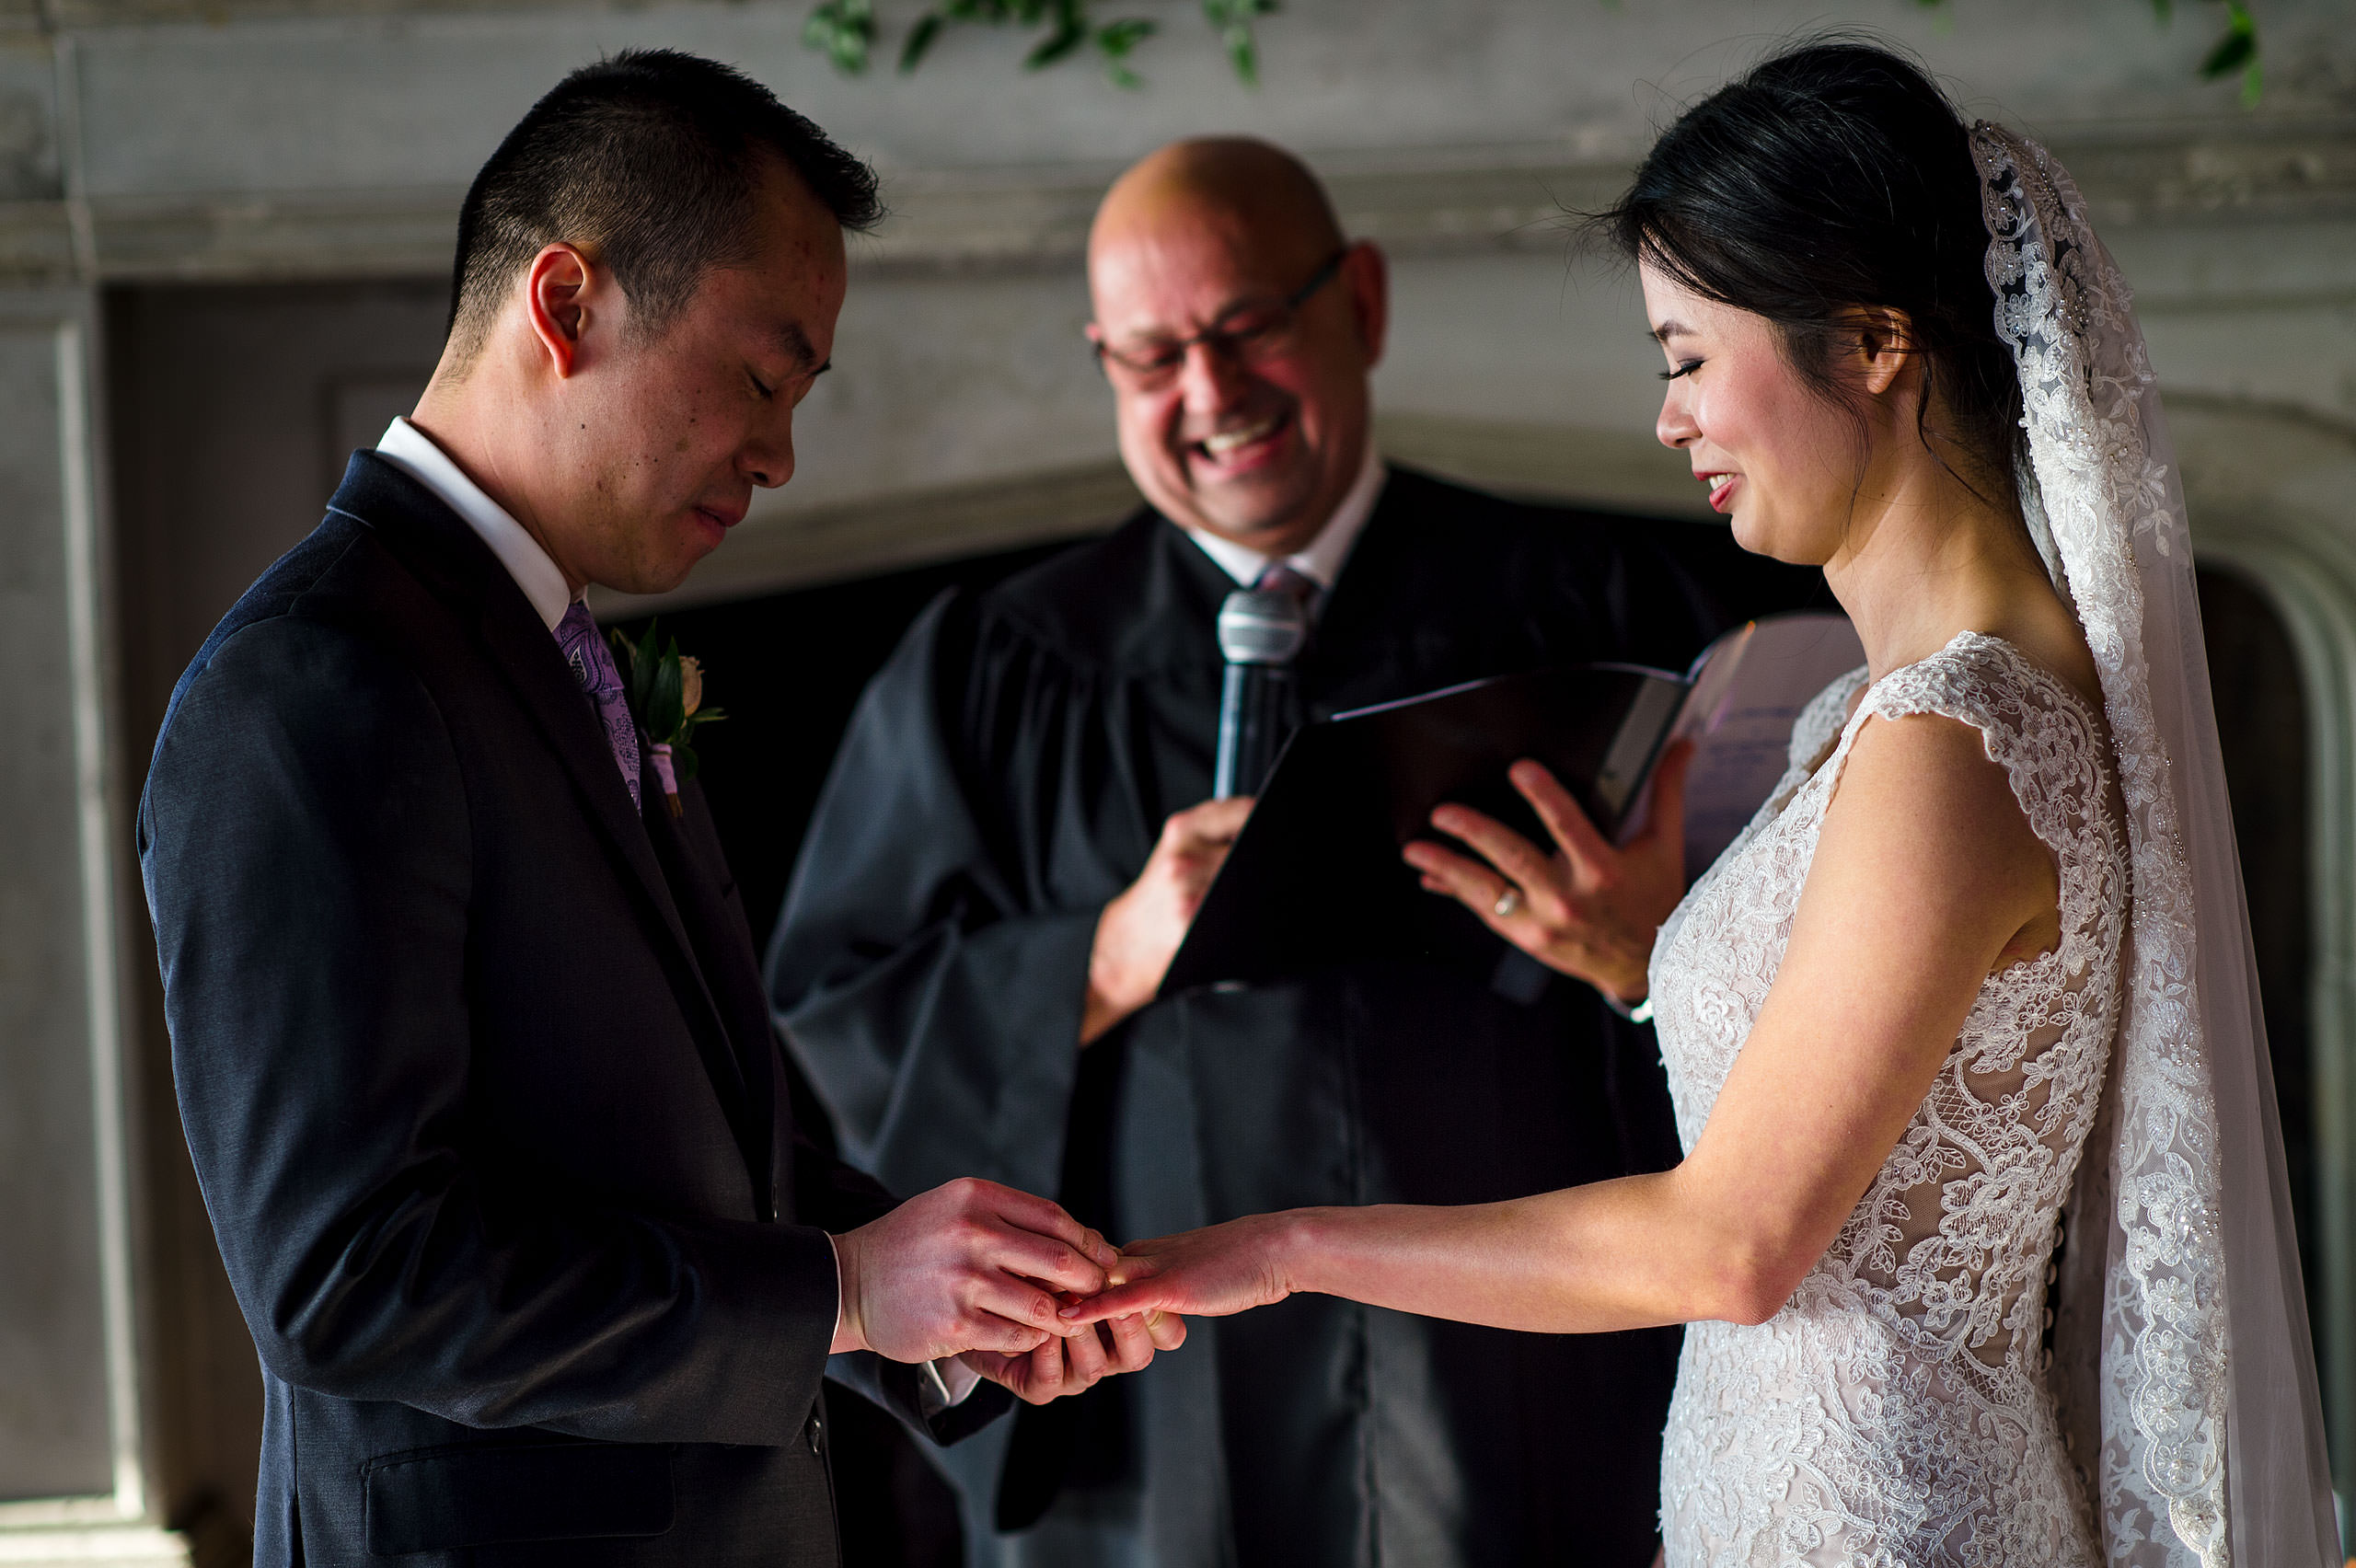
1493;888;1523;918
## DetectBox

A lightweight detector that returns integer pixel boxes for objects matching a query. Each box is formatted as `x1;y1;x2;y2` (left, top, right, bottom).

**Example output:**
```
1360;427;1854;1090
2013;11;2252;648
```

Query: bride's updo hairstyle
1601;40;2023;502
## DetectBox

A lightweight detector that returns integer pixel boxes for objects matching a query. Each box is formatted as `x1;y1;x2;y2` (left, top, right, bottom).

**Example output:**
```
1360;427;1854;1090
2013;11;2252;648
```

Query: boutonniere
607;622;726;817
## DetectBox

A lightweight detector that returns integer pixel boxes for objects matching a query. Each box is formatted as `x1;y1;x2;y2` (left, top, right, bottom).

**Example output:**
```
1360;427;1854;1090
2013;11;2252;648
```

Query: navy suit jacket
139;453;1002;1566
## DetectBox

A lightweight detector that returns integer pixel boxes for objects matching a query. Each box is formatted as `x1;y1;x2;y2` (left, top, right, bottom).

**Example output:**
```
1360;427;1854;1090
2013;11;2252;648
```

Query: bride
1066;40;2338;1566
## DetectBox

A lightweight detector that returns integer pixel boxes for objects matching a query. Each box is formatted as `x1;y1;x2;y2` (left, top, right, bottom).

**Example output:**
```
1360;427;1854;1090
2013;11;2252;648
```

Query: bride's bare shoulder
1815;701;2056;923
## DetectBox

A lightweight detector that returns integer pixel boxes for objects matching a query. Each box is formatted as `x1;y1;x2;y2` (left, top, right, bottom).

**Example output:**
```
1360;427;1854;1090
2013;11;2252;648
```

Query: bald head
1087;138;1385;557
1091;138;1344;277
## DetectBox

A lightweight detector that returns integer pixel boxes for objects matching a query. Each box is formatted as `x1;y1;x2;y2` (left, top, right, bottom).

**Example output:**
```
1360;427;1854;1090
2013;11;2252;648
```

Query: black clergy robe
767;466;1820;1568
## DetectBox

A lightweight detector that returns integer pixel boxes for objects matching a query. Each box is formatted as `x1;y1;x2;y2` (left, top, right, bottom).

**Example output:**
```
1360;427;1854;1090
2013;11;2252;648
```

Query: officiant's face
1644;261;1865;567
1089;173;1385;557
541;158;847;596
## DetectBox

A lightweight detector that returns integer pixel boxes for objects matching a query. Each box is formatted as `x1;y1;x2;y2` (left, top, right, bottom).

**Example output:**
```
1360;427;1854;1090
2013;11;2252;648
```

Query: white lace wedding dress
1650;632;2128;1567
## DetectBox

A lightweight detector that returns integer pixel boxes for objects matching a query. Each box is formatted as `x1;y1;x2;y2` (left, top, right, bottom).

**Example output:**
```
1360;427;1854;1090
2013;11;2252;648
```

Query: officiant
767;138;1813;1568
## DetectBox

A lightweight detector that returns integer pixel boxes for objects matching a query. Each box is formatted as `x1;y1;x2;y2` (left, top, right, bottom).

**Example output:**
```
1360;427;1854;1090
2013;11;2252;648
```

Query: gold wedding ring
1493;887;1523;918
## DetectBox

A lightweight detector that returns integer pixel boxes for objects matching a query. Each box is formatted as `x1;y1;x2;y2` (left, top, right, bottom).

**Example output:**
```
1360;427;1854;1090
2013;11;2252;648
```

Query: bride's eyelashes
1660;359;1704;381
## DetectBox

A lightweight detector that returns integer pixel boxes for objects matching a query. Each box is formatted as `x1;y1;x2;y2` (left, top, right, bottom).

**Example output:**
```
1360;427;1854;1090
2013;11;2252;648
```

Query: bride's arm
1067;712;2062;1333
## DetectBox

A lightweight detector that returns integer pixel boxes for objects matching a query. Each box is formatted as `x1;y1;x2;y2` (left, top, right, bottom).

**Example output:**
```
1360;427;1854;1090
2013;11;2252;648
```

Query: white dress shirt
1181;442;1386;605
371;419;981;1409
375;418;574;630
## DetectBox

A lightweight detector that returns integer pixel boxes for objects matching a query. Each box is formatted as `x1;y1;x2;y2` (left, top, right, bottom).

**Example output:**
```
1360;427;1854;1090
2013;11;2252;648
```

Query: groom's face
544;158;847;597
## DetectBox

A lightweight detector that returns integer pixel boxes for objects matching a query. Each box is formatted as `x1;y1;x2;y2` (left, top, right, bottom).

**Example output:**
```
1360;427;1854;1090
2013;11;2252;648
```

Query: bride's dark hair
1600;39;2024;499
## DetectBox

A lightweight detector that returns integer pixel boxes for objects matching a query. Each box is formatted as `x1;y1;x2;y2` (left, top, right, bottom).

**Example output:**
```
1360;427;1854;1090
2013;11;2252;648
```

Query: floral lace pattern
1974;124;2235;1567
1653;635;2128;1567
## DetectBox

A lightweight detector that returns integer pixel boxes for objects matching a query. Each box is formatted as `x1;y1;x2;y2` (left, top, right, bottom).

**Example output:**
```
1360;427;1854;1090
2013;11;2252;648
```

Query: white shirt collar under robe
1181;442;1386;605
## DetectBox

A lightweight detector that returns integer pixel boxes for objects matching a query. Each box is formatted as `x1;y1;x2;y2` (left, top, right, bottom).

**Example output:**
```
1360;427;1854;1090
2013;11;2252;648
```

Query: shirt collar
1183;442;1387;595
375;417;574;631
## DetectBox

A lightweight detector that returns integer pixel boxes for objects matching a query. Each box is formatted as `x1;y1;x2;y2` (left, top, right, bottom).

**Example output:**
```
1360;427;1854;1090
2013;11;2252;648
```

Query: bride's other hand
1403;743;1693;1004
1058;1215;1309;1326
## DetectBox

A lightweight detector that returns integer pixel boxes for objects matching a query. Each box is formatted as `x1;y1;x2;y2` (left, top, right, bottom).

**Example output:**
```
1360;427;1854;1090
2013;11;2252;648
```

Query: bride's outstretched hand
1402;742;1692;1005
1058;1214;1305;1328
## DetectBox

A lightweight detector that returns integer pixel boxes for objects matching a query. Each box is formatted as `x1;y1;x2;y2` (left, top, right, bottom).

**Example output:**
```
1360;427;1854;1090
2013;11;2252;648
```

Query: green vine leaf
897;12;944;71
803;0;877;74
814;0;1268;88
1203;0;1277;86
830;1;2248;100
1095;16;1156;88
1027;0;1091;68
2199;0;2261;105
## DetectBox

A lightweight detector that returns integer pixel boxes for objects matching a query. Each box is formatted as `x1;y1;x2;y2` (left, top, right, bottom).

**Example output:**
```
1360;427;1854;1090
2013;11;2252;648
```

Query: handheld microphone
1213;585;1311;799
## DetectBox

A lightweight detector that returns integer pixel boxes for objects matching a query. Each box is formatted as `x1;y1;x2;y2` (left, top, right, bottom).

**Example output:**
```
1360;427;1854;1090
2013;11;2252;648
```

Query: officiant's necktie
1253;562;1318;739
556;601;643;813
1253;561;1319;612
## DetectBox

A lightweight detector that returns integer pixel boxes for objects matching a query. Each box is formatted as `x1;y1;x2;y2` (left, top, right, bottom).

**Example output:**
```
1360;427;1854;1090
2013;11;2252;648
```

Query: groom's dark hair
445;49;882;364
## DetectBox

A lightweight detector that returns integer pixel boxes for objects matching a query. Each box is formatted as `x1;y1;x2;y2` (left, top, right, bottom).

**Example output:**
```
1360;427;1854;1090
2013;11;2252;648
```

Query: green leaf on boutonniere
607;621;726;812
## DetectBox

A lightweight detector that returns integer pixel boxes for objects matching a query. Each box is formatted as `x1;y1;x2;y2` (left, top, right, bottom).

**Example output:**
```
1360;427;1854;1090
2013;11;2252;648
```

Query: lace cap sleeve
1788;666;1869;773
1841;635;2114;877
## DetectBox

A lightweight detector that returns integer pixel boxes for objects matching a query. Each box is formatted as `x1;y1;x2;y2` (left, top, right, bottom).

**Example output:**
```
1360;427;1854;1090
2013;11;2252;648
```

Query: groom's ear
523;242;601;380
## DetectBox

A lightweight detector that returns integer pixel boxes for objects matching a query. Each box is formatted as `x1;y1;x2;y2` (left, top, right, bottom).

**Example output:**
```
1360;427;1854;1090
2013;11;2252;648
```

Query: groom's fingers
1143;1309;1187;1351
958;1349;1039;1402
957;1312;1053;1356
1022;1336;1068;1401
971;1221;1110;1301
1058;1276;1172;1326
957;1270;1089;1345
967;1186;1116;1288
1101;1310;1157;1372
1063;1317;1111;1384
980;1182;1118;1269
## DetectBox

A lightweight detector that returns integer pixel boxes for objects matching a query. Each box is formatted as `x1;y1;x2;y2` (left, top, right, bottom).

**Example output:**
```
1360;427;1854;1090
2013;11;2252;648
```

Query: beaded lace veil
1971;123;2338;1567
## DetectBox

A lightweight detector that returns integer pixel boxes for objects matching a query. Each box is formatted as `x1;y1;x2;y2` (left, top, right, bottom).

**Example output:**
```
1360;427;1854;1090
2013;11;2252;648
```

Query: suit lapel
643;785;780;1215
327;455;759;1172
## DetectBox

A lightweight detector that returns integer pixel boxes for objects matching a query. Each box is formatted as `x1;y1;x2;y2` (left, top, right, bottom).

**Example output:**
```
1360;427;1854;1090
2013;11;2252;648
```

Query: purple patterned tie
555;601;642;813
1254;561;1320;616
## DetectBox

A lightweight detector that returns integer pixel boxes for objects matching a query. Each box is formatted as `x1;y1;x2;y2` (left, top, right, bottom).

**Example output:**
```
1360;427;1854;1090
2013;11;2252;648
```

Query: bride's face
1641;261;1865;565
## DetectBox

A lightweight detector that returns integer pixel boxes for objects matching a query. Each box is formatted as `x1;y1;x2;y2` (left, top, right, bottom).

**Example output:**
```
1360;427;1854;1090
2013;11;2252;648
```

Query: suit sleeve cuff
826;1231;846;1351
919;1356;984;1415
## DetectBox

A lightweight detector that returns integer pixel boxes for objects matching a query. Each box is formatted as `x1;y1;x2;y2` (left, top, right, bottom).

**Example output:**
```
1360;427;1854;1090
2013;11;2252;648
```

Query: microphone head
1218;588;1311;665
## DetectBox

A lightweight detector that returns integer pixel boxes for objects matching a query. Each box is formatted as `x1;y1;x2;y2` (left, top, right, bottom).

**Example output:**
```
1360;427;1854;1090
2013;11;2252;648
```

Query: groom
138;52;1170;1567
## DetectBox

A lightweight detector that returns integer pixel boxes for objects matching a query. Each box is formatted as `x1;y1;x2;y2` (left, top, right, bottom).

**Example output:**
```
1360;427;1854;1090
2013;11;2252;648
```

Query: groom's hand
830;1178;1117;1363
960;1303;1187;1405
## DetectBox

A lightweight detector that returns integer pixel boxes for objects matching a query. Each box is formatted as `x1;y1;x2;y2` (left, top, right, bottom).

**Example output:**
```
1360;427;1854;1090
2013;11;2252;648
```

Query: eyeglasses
1091;248;1348;389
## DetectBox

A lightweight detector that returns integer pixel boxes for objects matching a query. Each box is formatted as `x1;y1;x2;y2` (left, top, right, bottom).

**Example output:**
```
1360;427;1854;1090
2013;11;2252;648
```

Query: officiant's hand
831;1178;1120;1364
1403;743;1694;1006
960;1303;1188;1404
1082;796;1255;1044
